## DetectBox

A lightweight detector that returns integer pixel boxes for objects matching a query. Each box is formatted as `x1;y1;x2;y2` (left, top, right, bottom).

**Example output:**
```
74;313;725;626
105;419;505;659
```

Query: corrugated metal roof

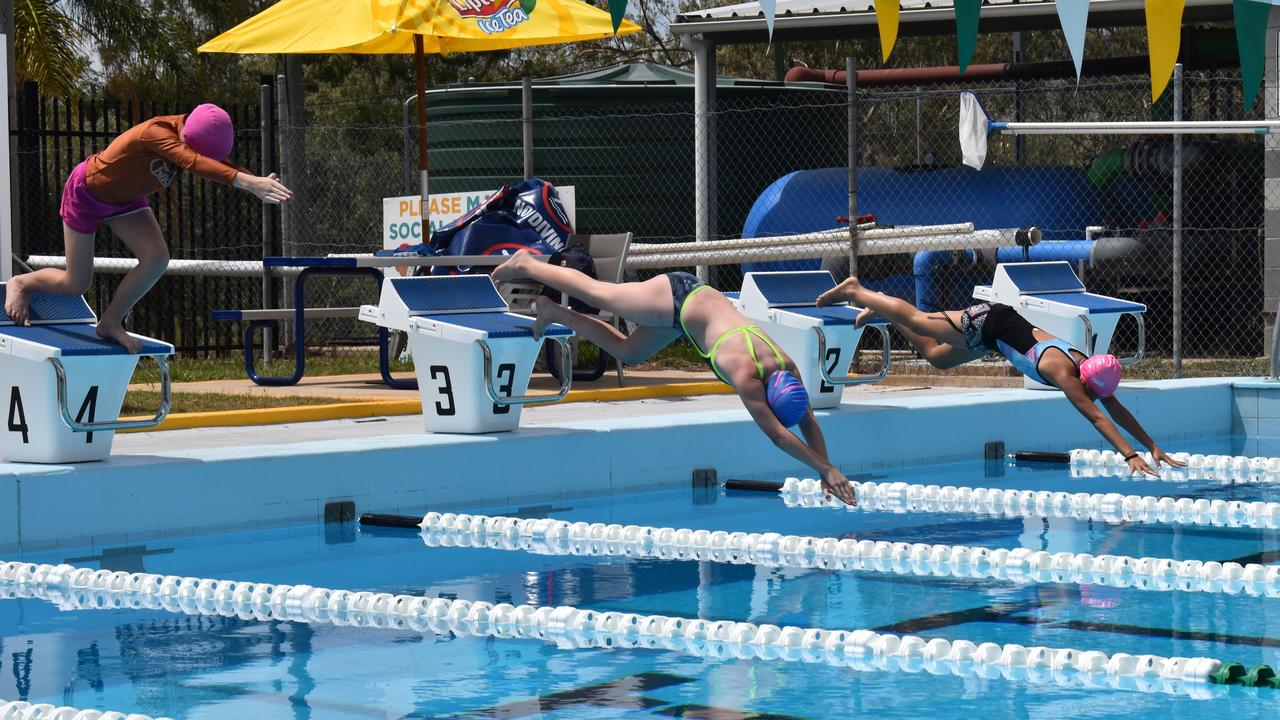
672;0;1232;37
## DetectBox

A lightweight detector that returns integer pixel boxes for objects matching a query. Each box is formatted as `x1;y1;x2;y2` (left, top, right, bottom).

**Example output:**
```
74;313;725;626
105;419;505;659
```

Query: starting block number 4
7;384;103;446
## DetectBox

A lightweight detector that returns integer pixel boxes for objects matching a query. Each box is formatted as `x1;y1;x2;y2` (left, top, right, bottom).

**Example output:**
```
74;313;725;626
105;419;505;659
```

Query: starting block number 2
425;364;516;417
7;384;101;445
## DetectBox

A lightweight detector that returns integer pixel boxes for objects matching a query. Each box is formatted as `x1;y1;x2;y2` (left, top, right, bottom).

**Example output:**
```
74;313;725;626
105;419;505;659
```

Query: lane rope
0;700;171;720
779;477;1280;530
0;561;1223;697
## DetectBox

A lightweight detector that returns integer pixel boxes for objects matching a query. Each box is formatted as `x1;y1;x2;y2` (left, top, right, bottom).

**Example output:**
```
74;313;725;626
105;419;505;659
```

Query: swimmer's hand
1125;455;1159;478
1151;447;1185;469
821;466;857;506
234;172;293;204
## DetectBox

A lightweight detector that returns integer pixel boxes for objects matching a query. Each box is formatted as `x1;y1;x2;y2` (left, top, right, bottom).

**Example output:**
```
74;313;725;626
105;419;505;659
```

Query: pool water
3;435;1280;718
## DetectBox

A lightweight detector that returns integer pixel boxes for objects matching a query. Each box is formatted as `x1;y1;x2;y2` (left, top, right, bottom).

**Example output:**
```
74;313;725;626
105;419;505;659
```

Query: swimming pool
2;434;1278;718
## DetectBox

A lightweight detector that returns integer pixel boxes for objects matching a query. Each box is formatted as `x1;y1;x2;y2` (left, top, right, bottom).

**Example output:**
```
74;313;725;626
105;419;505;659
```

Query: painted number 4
7;385;100;444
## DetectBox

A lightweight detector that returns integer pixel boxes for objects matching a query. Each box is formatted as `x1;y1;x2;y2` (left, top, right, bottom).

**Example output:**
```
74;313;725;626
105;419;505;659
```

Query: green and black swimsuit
664;271;788;386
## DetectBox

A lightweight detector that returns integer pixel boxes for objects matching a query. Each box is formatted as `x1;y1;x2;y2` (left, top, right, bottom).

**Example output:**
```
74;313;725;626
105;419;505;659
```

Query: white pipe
626;229;1022;269
624;222;965;255
26;255;266;278
994;121;1280;135
418;512;1280;597
0;699;172;720
779;477;1280;530
0;561;1224;694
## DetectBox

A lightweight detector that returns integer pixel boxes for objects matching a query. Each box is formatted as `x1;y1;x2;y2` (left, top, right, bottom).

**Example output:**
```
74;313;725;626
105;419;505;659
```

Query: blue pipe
994;240;1095;265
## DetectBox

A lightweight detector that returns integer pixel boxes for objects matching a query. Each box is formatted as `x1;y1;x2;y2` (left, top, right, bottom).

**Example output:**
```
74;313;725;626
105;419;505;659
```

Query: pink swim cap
181;104;233;161
1080;354;1122;397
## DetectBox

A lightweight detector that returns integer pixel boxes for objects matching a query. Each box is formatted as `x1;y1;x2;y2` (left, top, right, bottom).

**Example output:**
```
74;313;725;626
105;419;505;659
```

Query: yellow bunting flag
873;0;899;63
1144;0;1186;101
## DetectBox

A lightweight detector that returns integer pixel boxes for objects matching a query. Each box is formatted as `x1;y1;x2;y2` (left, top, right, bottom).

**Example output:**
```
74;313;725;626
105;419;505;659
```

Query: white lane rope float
1069;449;1280;484
0;561;1225;698
779;477;1280;531
414;512;1280;598
0;701;170;720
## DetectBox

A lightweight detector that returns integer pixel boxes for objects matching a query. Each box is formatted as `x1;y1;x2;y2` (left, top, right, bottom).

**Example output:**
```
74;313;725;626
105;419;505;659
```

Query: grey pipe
846;56;859;278
1172;63;1183;378
260;82;275;364
522;77;533;180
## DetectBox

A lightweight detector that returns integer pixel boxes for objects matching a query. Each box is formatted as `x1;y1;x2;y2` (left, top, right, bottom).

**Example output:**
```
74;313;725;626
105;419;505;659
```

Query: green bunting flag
955;0;982;75
1235;0;1272;110
608;0;627;33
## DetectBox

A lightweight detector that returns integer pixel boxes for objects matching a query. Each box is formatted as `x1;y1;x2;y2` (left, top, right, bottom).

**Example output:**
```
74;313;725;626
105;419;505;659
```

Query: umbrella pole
415;34;429;237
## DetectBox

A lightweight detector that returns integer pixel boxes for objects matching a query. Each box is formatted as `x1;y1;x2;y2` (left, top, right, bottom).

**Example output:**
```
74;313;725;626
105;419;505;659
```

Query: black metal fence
11;82;268;356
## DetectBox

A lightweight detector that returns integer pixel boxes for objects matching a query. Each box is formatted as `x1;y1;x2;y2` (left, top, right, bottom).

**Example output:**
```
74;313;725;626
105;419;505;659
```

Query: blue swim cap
766;370;810;427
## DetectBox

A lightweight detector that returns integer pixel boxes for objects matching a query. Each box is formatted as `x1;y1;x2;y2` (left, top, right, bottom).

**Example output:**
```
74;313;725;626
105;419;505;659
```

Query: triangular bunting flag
955;0;982;75
1145;0;1186;101
1234;0;1272;110
608;0;627;33
761;0;777;39
872;0;899;62
1055;0;1091;81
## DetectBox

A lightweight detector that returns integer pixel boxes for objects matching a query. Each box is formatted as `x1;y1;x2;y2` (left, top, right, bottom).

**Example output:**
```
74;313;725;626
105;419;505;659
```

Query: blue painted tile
1258;389;1280;419
1233;388;1259;423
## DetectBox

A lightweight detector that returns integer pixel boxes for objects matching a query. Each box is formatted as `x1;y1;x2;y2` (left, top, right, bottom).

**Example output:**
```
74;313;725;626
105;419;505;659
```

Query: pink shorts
59;158;150;234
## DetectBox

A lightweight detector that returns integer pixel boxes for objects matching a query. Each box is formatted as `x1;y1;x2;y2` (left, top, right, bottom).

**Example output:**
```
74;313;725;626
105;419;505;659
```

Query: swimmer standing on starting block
4;104;292;352
494;250;857;505
817;277;1183;478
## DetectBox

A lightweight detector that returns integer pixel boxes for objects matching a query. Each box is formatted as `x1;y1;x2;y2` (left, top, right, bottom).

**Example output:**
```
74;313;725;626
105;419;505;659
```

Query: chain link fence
9;69;1267;380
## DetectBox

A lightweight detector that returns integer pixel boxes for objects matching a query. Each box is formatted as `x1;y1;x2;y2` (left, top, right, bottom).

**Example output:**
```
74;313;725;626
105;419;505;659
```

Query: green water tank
423;63;846;243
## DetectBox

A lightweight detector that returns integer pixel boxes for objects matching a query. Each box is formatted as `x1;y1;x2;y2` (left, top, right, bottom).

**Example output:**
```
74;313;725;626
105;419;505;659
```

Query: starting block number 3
7;384;101;445
426;364;516;416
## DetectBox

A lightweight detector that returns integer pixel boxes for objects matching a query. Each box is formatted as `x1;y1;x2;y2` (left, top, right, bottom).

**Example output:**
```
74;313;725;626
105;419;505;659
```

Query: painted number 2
819;348;841;394
492;363;516;415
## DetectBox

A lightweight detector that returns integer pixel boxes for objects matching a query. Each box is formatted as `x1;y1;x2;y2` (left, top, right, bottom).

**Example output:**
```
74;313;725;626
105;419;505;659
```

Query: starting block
736;271;890;408
0;284;173;463
359;275;574;433
973;261;1146;390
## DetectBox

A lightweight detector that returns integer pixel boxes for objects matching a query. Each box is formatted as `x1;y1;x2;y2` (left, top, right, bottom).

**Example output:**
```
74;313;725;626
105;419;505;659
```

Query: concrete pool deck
0;377;1257;553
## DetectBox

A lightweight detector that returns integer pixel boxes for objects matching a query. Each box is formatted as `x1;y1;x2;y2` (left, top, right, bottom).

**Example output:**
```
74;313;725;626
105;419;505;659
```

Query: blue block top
0;323;171;356
1036;292;1146;314
423;312;571;339
783;306;864;326
1002;262;1085;293
750;271;836;306
0;285;95;325
393;276;507;314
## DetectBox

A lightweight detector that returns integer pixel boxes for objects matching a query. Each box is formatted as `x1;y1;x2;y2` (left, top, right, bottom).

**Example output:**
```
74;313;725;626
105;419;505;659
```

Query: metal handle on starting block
1117;312;1145;366
50;355;171;432
477;337;573;406
814;324;891;386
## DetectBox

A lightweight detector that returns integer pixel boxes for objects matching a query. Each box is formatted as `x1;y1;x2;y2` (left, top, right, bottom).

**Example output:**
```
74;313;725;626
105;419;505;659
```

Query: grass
122;390;353;415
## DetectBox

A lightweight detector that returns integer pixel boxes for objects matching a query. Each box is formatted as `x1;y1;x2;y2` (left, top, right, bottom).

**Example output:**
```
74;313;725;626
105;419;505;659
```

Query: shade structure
200;0;641;224
199;0;640;55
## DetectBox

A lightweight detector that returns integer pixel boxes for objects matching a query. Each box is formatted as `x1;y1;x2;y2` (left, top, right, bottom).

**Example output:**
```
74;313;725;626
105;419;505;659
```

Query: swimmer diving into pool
816;277;1184;478
494;250;857;505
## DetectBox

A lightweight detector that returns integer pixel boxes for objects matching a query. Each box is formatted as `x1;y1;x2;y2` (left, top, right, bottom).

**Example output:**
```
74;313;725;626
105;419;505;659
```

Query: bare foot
854;306;879;329
493;249;537;283
816;276;864;307
3;275;30;325
96;319;142;353
529;295;557;340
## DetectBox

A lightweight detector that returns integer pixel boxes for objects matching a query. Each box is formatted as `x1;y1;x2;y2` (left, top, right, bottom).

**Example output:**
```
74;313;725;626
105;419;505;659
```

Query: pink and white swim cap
181;103;234;161
1080;354;1122;397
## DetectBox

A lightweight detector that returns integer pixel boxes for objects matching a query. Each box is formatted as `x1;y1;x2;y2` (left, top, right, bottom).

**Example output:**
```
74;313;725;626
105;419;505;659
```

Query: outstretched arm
1101;395;1184;469
1056;380;1159;476
737;383;857;505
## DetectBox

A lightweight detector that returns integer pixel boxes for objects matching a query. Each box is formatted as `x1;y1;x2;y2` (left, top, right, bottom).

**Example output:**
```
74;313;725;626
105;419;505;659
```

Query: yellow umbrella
200;0;641;218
